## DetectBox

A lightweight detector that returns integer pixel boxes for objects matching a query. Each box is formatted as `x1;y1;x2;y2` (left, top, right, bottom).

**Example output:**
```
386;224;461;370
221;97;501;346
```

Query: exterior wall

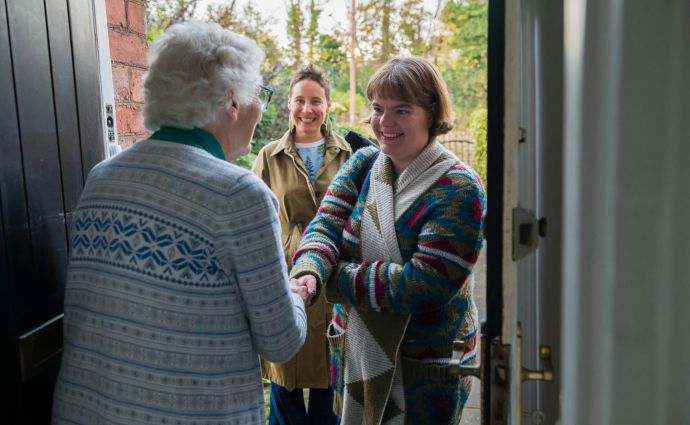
106;0;148;148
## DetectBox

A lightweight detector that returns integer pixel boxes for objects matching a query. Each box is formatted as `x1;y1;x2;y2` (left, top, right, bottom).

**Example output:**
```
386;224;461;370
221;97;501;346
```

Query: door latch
521;345;554;382
449;339;482;378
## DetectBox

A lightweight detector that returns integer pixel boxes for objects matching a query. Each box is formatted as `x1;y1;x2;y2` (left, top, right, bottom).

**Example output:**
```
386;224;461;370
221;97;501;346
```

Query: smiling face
370;96;432;172
288;79;331;143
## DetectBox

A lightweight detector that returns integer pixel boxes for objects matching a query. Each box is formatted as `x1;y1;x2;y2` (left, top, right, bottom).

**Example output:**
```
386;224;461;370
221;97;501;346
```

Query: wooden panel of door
69;0;104;173
46;0;85;215
0;0;106;422
0;0;25;418
6;0;68;331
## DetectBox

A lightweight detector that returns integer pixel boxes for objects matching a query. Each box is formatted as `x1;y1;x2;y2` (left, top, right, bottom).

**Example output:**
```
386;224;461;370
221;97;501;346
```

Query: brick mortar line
110;61;148;71
107;24;146;38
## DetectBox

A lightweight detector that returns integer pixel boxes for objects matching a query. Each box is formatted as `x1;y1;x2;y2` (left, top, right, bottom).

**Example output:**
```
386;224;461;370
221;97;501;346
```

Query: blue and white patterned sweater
52;140;307;425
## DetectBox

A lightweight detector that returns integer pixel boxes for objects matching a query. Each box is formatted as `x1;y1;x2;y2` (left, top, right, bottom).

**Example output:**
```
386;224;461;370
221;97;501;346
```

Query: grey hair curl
143;21;265;131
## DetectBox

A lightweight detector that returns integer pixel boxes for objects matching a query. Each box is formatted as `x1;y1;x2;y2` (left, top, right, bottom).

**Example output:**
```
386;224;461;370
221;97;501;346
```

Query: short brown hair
366;57;454;136
288;63;331;101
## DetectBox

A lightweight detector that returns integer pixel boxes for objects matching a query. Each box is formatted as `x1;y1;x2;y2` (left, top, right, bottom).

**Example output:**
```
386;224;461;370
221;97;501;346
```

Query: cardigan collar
149;126;226;160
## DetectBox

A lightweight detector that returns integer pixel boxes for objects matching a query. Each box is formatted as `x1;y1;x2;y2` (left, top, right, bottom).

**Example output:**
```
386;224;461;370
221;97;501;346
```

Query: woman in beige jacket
252;64;351;425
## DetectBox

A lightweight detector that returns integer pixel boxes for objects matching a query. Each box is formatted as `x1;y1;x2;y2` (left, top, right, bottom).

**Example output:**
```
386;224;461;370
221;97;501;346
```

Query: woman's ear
227;98;239;121
223;90;239;121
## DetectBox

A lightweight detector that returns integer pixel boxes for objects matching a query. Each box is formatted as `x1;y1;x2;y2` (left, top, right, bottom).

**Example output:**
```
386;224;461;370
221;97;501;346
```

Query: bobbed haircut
366;56;454;136
143;21;265;131
288;63;331;101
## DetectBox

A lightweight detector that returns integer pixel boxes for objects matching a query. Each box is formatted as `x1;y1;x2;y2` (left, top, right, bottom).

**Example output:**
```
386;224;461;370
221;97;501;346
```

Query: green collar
150;126;226;160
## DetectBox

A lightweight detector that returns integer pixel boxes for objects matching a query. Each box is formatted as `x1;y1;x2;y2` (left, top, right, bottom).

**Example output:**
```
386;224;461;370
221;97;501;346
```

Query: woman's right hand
290;274;318;306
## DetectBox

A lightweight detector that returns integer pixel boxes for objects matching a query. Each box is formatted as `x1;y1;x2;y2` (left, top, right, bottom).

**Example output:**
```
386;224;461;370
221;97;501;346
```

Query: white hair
143;21;265;131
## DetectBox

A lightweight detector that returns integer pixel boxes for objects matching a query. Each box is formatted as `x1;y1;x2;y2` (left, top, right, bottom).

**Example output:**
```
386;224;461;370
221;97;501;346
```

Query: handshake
290;274;318;307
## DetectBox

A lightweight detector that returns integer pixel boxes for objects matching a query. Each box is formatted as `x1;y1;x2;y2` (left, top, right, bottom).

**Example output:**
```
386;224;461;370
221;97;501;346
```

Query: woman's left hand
290;275;318;306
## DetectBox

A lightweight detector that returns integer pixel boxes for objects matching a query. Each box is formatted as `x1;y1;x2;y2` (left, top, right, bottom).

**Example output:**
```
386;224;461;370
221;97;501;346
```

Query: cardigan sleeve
328;173;485;316
215;175;307;363
290;147;378;287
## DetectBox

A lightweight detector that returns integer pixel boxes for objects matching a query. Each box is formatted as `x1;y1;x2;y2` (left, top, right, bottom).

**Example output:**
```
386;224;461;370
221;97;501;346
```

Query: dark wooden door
0;0;105;422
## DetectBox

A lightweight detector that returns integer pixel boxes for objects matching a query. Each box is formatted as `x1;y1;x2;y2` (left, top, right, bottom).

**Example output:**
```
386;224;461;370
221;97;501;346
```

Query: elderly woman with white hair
51;22;308;425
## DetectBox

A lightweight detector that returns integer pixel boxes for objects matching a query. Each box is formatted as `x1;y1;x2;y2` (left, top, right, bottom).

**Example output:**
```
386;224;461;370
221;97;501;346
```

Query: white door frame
93;0;120;157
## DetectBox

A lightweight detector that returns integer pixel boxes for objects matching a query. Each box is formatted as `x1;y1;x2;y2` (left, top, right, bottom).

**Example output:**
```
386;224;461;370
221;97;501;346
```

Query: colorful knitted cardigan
291;141;486;424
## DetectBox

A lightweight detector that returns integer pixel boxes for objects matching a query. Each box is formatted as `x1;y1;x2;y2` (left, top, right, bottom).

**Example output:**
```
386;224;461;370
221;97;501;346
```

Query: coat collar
269;129;352;157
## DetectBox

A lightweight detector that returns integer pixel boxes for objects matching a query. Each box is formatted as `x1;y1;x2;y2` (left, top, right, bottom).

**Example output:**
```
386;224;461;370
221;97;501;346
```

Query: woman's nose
380;110;394;126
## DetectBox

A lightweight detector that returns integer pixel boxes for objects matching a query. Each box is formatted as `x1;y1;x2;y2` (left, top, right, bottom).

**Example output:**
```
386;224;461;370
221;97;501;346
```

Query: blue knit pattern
52;140;307;425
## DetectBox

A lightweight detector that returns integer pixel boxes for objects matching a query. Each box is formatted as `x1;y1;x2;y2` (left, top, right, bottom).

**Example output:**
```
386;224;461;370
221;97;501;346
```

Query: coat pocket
401;358;471;424
325;323;346;393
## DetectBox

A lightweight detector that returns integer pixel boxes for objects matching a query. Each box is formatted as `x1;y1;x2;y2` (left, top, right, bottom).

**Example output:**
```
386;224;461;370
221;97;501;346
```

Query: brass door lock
521;345;554;382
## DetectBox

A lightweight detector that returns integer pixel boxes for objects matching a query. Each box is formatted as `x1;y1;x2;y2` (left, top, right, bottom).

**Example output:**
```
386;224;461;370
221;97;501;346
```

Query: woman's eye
397;109;409;115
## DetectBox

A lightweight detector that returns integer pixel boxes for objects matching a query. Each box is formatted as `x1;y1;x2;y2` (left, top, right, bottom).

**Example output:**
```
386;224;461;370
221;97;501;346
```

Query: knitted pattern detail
52;140;307;425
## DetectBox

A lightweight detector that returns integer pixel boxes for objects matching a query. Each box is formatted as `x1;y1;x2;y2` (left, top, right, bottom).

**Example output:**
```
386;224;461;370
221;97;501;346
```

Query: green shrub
469;108;488;186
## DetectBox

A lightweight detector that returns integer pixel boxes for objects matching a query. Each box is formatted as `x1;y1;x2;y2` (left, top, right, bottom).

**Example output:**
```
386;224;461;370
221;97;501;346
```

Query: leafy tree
286;0;304;68
305;0;322;63
355;0;386;61
380;0;392;61
144;0;490;170
438;0;488;122
397;0;432;56
469;108;488;185
204;0;239;29
207;3;284;80
315;32;347;71
146;0;199;44
348;0;358;123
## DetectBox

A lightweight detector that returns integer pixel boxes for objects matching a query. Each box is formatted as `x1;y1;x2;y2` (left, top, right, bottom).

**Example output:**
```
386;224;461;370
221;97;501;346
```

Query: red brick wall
106;0;148;149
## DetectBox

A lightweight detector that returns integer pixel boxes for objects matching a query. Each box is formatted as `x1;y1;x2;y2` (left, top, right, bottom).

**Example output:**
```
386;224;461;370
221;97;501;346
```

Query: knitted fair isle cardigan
52;140;307;425
291;143;485;424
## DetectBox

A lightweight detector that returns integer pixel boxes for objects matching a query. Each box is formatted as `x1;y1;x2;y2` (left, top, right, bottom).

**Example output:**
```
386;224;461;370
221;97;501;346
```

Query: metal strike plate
487;338;511;425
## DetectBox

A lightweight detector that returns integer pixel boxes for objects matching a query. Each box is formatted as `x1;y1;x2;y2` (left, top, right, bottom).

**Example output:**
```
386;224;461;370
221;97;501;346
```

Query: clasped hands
289;274;318;307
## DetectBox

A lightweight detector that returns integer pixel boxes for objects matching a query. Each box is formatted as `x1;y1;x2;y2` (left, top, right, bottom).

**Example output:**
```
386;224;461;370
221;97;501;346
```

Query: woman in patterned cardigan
290;57;486;425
